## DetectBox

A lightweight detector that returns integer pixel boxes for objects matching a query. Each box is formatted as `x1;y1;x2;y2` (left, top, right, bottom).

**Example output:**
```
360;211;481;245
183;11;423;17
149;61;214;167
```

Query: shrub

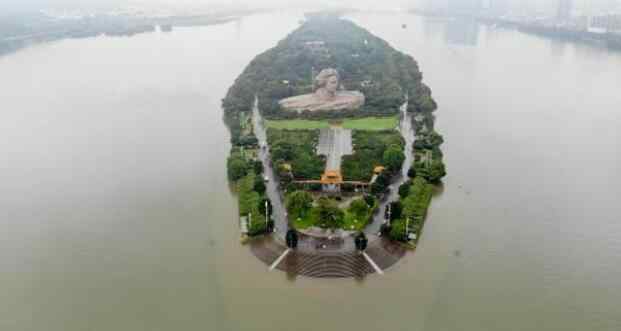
398;181;411;199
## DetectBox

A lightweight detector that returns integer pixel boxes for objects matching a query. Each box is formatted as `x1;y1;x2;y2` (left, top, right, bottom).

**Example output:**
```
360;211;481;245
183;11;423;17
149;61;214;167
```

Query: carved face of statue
315;69;340;97
326;76;339;93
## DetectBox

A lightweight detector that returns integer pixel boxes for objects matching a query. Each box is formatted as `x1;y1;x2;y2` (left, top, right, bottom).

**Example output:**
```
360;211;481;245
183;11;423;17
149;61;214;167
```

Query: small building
321;170;344;192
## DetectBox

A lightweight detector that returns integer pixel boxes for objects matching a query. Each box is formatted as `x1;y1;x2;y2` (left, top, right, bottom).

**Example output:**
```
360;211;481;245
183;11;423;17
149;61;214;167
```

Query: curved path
250;100;413;278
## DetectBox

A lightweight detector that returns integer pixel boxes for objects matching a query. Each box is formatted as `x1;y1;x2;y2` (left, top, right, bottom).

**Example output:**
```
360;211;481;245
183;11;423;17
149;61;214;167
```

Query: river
1;11;620;331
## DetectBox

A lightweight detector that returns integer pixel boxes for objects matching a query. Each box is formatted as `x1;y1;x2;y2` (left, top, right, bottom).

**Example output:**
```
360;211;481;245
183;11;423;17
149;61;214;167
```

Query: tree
253;175;266;194
428;131;444;147
285;191;313;218
227;155;248;181
253;160;264;175
389;201;402;221
383;144;405;172
363;194;375;208
349;199;369;218
238;135;259;147
271;141;295;161
398;181;411;199
415;159;446;183
371;172;390;196
428;160;446;183
315;197;344;229
407;166;416;178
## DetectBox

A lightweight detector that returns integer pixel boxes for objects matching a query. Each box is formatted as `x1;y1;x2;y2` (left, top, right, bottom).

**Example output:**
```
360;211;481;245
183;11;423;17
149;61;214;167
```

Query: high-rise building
557;0;574;20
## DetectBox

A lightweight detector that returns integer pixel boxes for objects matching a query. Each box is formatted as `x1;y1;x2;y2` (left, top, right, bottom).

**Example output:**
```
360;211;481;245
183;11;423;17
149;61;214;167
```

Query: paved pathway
317;126;353;171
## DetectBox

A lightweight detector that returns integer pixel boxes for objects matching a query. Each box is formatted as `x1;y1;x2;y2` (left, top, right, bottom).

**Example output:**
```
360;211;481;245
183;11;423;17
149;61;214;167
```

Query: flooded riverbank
1;11;620;331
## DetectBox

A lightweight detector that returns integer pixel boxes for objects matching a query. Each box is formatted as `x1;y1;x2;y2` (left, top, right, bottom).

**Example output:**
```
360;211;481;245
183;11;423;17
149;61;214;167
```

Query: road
252;101;289;238
365;102;415;235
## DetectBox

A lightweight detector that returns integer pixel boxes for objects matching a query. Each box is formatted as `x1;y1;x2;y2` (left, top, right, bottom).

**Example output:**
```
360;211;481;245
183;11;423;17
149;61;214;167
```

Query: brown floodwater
1;11;620;331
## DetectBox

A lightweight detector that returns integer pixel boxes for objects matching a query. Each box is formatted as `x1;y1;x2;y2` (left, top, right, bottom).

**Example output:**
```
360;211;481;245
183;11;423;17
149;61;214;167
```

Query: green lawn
342;116;399;131
342;212;368;232
265;116;398;131
291;213;317;230
265;119;331;130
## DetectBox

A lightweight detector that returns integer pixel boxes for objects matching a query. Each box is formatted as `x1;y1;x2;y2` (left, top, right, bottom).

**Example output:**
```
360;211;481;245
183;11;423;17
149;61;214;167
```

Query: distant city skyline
420;0;621;18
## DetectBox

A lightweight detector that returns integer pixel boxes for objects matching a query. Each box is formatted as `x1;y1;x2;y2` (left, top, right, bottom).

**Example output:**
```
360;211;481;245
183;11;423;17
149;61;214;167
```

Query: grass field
265;116;398;131
342;116;399;131
265;119;330;130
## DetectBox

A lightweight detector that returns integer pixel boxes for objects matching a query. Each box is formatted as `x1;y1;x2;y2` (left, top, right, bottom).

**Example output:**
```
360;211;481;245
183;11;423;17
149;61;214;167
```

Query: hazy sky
0;0;409;10
1;0;617;15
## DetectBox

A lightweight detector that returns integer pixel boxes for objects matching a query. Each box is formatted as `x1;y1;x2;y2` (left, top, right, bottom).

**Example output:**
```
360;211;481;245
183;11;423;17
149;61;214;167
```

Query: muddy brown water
1;11;620;331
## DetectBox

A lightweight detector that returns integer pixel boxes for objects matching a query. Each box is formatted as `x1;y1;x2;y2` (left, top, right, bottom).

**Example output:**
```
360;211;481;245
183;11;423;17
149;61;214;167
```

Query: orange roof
320;170;343;184
374;166;385;174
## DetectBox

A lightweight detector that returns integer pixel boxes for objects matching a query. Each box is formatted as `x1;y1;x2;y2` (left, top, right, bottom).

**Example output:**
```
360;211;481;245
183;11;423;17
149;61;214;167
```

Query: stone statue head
315;68;339;97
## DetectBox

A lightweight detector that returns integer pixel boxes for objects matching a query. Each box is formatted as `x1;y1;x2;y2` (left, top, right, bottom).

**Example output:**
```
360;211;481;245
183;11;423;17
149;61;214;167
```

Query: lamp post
405;217;409;240
265;200;268;232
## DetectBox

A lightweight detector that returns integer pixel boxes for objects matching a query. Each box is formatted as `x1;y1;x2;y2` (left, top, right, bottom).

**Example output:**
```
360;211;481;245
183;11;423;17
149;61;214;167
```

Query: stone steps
249;235;405;279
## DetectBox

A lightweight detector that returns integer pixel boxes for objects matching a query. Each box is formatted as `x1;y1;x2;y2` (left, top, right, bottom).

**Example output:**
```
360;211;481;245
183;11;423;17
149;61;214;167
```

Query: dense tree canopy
315;197;345;229
383;144;406;173
342;130;404;181
286;191;314;219
222;16;436;142
267;129;325;180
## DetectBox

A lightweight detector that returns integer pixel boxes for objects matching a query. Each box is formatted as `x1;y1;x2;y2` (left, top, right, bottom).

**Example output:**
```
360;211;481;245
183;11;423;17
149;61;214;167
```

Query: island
223;13;446;278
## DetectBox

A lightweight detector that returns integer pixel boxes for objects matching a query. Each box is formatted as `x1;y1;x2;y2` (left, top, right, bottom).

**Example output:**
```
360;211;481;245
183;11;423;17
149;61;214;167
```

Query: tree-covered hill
222;16;437;142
